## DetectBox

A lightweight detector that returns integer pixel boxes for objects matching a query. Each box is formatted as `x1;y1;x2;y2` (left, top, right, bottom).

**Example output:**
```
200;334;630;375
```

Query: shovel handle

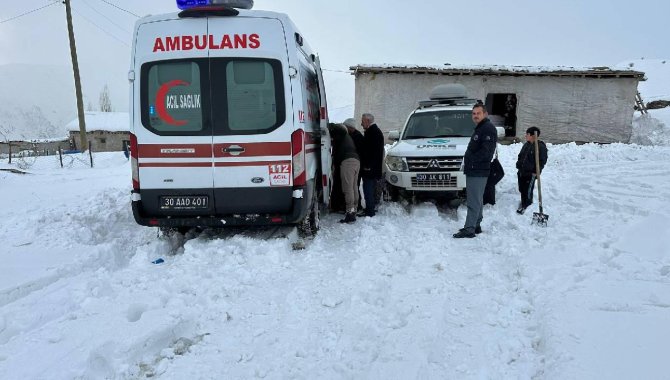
533;131;543;208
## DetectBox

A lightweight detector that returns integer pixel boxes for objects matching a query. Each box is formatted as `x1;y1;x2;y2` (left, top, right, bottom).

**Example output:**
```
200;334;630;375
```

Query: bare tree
0;124;12;163
99;84;113;112
87;100;95;112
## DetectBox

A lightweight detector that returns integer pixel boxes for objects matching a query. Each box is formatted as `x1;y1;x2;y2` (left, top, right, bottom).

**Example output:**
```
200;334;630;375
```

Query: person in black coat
516;126;548;214
359;113;384;217
453;103;498;238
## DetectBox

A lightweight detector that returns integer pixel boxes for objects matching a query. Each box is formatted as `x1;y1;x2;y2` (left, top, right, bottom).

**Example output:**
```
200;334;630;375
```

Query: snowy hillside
0;64;128;141
0;64;76;141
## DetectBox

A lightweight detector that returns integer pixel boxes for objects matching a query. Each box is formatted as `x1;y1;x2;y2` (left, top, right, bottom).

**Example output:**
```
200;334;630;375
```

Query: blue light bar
177;0;209;10
177;0;253;10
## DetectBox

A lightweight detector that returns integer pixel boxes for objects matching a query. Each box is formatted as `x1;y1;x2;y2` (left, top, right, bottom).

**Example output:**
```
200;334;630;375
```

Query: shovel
531;131;549;226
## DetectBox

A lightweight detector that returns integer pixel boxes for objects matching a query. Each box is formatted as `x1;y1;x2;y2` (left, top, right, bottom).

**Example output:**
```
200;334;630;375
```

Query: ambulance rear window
143;61;206;134
215;59;285;134
140;58;284;136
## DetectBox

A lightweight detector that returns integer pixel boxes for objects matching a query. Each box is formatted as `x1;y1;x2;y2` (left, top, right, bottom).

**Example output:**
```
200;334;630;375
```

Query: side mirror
388;130;400;141
495;126;505;139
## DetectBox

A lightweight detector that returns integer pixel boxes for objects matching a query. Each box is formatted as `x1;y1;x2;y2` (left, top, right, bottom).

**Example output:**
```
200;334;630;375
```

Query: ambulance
128;0;332;236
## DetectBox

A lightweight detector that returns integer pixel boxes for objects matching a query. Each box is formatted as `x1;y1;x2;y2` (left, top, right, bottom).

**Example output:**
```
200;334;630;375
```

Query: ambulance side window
141;60;208;136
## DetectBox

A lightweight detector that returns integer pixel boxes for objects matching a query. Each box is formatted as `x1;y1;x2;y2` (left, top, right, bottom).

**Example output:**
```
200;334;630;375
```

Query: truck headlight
385;156;408;172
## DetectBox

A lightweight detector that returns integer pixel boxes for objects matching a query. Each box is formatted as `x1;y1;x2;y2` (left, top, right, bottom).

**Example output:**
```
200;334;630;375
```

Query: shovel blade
532;212;549;227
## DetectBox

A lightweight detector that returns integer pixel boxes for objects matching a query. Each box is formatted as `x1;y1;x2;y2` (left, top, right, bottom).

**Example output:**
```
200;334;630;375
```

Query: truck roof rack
418;98;478;108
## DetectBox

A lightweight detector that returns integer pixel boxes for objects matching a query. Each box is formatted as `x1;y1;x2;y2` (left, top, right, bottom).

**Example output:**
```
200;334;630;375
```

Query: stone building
67;112;130;152
350;64;645;143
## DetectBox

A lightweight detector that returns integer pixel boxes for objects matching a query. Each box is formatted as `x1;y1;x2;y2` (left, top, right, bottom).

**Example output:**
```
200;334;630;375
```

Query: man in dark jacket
359;113;384;217
516;126;548;214
329;123;361;223
453;103;498;238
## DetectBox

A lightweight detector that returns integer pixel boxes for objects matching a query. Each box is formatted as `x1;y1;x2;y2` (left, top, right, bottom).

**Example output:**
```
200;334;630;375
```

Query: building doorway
485;93;517;137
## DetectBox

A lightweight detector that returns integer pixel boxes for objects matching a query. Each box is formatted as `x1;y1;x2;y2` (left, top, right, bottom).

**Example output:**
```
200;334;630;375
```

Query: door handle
223;145;245;155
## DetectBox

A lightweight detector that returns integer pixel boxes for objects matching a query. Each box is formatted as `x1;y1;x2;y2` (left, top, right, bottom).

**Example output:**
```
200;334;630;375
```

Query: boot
339;212;356;224
453;229;476;238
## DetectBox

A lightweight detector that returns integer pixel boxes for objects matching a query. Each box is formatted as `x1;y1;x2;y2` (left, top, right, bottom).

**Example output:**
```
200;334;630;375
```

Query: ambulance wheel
159;226;190;236
298;188;320;238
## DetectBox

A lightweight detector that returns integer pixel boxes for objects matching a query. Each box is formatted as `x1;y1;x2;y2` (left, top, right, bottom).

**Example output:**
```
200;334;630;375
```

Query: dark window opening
485;93;517;137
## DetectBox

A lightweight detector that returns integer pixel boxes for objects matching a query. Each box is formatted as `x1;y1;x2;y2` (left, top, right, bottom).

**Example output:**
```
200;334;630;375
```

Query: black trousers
518;172;535;208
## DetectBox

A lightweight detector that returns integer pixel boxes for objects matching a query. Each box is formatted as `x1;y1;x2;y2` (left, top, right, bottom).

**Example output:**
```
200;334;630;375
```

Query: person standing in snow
359;113;384;217
329;123;361;223
515;126;548;214
343;117;364;211
453;103;498;238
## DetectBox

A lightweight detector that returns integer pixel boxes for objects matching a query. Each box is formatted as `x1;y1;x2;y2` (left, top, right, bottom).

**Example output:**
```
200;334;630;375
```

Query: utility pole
64;0;88;152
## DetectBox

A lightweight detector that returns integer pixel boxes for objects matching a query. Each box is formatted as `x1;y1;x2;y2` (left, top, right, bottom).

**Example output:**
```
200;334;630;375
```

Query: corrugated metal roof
350;64;645;79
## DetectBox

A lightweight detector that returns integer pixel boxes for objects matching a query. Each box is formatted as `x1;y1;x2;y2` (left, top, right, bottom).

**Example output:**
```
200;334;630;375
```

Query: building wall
0;140;69;155
353;73;640;143
69;131;130;152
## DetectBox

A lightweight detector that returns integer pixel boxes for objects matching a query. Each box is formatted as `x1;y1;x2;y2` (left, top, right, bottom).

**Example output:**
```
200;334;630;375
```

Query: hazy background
0;0;668;137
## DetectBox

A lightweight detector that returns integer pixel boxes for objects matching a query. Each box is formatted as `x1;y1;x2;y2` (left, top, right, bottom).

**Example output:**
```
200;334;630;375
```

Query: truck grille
411;177;458;188
406;157;463;172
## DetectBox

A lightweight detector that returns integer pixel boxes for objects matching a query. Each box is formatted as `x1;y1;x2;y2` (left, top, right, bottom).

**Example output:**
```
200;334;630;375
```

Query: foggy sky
0;0;667;113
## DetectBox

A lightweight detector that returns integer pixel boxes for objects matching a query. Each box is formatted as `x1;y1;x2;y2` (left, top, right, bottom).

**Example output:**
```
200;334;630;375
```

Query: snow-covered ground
1;109;669;379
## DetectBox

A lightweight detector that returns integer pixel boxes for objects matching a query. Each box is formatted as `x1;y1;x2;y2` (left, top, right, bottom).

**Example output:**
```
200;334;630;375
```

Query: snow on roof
350;63;645;79
65;112;129;133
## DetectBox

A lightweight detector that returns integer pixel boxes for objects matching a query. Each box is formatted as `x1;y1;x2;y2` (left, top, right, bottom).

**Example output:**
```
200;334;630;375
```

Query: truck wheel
298;188;320;238
385;184;400;202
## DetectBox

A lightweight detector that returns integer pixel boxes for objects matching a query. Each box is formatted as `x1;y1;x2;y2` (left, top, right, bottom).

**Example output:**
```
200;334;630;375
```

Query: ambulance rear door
208;16;294;214
133;17;215;217
314;55;332;206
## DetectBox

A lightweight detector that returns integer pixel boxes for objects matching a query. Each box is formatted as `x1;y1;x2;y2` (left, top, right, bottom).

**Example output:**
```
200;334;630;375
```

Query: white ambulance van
129;0;332;236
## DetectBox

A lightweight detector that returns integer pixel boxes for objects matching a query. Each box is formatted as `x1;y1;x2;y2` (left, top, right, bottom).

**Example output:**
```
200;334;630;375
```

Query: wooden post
59;147;64;168
8;142;11;164
89;140;93;168
64;0;88;152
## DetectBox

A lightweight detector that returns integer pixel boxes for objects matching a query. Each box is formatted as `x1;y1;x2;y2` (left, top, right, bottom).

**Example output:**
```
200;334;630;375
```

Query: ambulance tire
298;187;320;238
159;226;190;236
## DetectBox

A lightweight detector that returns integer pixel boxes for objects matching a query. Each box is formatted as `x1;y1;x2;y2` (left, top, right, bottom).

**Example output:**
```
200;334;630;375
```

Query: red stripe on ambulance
214;160;291;167
214;142;291;157
138;144;211;158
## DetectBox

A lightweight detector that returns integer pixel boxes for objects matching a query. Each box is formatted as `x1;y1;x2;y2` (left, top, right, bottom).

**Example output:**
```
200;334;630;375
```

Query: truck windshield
402;110;475;139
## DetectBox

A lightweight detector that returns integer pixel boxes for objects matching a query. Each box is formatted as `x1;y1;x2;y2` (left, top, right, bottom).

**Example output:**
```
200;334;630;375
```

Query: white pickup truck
384;84;504;203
